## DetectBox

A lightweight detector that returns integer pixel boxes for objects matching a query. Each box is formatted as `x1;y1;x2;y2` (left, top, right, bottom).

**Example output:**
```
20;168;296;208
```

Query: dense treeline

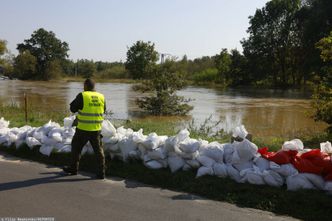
0;0;331;87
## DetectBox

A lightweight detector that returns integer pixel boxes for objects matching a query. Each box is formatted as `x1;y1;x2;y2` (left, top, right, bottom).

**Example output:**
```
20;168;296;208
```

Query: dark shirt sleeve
104;99;106;113
70;93;83;113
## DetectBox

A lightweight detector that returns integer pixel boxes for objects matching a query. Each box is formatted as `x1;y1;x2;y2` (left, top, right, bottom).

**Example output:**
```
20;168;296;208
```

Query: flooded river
0;80;327;137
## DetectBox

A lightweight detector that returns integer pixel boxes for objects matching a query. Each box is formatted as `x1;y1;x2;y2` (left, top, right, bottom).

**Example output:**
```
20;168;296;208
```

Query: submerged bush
135;61;193;116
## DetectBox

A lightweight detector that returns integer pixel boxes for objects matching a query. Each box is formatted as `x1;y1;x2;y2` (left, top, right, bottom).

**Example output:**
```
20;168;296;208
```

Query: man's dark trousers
70;128;105;176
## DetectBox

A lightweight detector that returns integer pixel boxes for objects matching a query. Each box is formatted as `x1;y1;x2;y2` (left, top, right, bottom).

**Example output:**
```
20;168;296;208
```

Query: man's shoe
63;166;78;175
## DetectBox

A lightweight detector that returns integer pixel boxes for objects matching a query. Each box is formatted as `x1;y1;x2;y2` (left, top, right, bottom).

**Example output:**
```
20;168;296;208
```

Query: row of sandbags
1;116;332;194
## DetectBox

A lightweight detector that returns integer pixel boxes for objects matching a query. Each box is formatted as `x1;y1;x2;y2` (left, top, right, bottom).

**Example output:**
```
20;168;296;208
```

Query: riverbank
1;104;330;151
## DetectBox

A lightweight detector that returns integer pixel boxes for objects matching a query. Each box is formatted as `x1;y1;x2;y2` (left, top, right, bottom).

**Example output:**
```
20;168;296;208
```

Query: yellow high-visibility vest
77;91;105;131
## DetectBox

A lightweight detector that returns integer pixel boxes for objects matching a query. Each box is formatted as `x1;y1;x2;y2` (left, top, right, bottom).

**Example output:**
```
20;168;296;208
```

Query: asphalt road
0;153;299;221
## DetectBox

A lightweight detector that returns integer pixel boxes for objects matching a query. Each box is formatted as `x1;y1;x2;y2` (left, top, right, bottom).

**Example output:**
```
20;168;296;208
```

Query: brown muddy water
0;80;327;137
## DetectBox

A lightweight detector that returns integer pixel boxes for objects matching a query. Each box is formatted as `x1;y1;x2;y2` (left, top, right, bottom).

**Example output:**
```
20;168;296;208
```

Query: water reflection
0;80;327;137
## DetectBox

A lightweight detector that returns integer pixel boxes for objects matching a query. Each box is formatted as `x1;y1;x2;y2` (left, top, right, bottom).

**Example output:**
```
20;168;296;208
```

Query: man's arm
70;93;83;113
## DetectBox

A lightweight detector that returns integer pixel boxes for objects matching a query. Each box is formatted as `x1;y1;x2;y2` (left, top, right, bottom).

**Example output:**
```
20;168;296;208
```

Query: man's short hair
84;78;95;91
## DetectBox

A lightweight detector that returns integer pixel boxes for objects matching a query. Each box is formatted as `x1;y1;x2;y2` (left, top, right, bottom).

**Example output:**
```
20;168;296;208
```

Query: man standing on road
63;78;106;179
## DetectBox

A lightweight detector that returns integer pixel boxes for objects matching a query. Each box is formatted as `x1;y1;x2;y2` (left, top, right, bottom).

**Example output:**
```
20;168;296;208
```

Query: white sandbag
233;161;254;171
182;163;192;171
177;129;190;142
199;141;224;163
118;137;138;162
5;132;18;146
231;139;258;163
0;128;10;136
15;139;25;149
262;170;284;187
108;143;121;153
58;144;71;153
63;128;75;138
186;159;201;169
64;115;76;128
32;130;47;142
213;163;228;178
223;143;234;164
81;146;94;155
132;129;146;143
197;155;216;168
141;133;162;150
62;137;72;145
165;136;177;152
128;150;140;160
254;157;270;172
39;144;54;156
41;136;58;146
101;120;116;137
324;182;332;195
102;134;119;144
270;162;298;177
0;117;10;129
26;137;41;149
196;166;214;178
178;151;199;160
179;138;201;153
41;120;61;134
232;125;248;139
282;139;304;151
50;132;63;143
320;141;332;154
226;164;242;183
147;147;167;160
116;126;134;137
286;174;316;191
0;135;7;145
145;160;163;169
157;159;168;168
301;173;325;190
240;168;265;185
168;154;185;173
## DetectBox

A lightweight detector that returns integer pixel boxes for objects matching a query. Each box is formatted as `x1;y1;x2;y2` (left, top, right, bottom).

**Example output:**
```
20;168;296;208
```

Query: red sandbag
298;149;332;178
292;155;323;174
258;147;297;165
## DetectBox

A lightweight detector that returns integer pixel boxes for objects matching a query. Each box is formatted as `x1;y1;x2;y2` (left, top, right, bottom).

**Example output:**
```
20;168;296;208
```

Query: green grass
0;103;68;127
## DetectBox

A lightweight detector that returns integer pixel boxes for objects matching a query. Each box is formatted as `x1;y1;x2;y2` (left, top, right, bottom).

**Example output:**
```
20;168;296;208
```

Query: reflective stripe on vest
77;91;105;131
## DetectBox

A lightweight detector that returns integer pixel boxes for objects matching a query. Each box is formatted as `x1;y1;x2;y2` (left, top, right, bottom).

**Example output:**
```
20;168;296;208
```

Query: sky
1;0;269;62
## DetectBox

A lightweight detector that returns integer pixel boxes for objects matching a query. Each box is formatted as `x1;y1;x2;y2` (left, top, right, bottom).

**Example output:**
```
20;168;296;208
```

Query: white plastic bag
282;139;304;151
196;166;214;178
168;154;185;173
232;125;248;139
101;120;116;137
320;141;332;154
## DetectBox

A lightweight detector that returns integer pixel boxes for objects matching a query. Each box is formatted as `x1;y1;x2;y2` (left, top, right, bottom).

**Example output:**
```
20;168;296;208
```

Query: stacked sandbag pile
1;116;332;194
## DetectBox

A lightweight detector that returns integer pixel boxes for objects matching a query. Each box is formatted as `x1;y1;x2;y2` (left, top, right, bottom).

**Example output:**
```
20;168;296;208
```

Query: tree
0;39;7;56
125;41;158;79
13;50;37;80
17;28;69;80
312;31;332;131
242;0;302;86
135;60;193;115
229;49;248;86
77;59;96;78
0;39;14;77
214;49;232;85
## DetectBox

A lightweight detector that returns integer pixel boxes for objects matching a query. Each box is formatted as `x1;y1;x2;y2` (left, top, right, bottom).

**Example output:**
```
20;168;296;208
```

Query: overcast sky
1;0;268;62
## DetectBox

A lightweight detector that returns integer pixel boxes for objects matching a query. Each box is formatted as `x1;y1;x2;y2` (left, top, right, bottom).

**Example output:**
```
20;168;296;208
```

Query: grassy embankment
1;105;332;221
